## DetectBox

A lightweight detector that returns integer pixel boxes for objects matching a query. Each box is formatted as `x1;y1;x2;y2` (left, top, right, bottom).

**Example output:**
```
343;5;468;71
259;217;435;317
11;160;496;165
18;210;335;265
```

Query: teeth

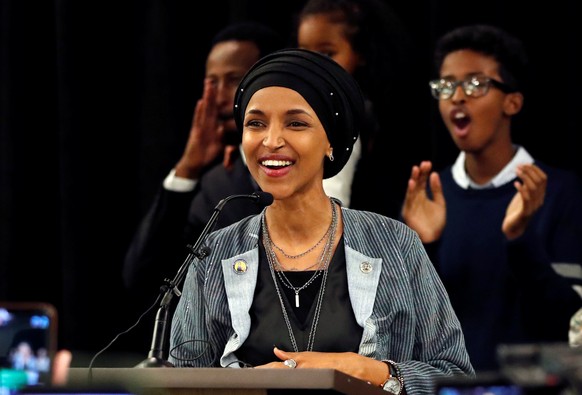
262;160;292;167
454;112;467;119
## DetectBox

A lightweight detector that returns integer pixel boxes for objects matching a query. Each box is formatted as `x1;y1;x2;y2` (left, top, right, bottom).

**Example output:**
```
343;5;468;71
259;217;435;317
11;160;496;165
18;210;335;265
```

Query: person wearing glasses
401;24;582;372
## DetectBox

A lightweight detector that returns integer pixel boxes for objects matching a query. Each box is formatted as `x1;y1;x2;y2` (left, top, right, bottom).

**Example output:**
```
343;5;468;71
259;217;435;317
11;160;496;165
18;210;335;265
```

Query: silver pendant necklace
262;199;338;352
263;198;336;307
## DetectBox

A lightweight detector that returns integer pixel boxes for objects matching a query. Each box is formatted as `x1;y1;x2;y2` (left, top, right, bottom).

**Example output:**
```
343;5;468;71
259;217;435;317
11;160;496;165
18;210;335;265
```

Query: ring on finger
283;359;297;369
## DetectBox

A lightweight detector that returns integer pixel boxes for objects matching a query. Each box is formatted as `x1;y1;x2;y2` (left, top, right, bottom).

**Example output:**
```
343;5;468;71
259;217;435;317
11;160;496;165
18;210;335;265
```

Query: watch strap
381;360;404;394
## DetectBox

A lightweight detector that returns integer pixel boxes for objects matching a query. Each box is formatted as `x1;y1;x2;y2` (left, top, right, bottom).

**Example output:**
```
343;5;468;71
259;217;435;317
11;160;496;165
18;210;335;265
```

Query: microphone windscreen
254;191;274;207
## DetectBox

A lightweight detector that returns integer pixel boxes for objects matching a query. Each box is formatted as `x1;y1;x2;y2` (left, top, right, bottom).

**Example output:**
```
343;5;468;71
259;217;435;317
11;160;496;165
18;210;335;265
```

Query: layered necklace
262;198;338;352
270;220;332;260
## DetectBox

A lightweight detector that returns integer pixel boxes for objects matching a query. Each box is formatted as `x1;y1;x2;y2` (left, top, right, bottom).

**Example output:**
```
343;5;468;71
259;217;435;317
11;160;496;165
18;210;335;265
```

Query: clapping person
123;22;285;303
401;24;582;372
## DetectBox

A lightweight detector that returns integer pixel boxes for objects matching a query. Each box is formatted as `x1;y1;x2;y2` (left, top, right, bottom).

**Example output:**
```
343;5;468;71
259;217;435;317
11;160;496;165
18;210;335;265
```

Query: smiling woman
168;48;474;395
234;49;364;185
1;0;580;373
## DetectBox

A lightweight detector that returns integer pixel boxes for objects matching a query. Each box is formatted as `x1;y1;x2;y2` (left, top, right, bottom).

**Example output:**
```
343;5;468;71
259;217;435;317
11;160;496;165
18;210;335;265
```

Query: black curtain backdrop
1;0;579;366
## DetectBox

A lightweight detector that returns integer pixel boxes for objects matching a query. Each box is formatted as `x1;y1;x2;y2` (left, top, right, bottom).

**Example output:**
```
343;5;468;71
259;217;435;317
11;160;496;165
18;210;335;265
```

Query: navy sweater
429;161;582;372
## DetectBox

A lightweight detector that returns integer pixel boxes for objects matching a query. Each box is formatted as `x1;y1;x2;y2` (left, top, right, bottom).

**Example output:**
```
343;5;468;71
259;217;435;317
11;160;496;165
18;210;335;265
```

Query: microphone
252;190;274;207
216;191;274;209
193;191;274;258
136;191;273;368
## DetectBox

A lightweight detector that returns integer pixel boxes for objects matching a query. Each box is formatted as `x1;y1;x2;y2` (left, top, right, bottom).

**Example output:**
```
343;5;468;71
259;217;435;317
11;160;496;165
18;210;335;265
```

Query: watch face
383;377;402;394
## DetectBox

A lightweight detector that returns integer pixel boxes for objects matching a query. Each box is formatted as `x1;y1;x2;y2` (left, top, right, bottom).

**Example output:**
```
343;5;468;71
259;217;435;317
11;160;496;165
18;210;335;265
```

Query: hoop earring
328;150;334;162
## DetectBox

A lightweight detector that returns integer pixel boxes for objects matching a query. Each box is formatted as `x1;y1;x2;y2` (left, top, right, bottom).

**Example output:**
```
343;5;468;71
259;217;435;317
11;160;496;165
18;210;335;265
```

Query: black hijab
234;48;366;179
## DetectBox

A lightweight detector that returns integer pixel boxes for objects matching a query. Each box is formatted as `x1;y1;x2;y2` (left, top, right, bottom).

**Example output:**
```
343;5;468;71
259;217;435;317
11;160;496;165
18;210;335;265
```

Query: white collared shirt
451;145;534;189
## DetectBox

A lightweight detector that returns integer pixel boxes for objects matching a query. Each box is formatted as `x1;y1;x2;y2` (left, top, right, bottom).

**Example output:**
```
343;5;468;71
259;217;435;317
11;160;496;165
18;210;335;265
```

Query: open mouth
261;160;293;169
451;110;470;129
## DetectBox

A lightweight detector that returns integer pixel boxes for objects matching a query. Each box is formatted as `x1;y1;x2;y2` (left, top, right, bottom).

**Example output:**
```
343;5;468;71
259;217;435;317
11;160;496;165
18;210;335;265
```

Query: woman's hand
254;347;389;387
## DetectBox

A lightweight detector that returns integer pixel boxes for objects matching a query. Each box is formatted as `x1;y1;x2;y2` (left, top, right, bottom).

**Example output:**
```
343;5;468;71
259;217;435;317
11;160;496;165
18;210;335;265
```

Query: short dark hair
211;21;285;59
433;24;528;91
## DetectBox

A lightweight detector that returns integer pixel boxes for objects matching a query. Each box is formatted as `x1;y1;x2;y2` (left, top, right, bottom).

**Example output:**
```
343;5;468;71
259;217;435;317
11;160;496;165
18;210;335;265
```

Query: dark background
1;0;580;366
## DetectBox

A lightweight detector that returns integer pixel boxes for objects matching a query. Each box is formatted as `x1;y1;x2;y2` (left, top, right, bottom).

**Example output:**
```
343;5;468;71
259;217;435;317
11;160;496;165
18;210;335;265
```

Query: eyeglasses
429;75;514;100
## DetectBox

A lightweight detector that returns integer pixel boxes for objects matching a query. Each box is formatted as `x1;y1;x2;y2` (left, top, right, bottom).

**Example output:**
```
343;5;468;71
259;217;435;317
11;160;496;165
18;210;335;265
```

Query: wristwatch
380;360;403;394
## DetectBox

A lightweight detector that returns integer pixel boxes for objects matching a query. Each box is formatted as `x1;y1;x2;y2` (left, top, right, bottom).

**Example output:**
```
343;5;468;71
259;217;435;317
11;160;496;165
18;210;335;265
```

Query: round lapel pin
360;261;373;273
233;259;248;274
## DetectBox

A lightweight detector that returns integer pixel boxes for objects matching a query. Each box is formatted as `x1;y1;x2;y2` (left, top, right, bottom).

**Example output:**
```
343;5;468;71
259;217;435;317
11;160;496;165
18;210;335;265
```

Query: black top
236;237;363;367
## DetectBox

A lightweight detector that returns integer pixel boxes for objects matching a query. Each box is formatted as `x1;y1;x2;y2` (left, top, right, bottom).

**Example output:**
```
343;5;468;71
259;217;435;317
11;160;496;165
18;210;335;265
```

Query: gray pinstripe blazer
169;207;474;393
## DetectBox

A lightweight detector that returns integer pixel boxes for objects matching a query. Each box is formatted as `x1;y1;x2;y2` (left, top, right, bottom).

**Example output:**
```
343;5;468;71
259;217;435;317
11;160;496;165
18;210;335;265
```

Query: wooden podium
67;367;386;395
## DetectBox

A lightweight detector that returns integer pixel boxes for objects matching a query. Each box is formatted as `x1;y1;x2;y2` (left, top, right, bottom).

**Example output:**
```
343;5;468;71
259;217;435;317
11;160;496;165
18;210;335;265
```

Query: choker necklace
261;198;337;352
271;198;337;272
270;216;333;260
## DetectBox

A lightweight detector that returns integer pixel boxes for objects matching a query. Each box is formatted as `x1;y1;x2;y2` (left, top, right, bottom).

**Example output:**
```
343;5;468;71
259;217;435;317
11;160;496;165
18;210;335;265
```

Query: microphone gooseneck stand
135;192;273;368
